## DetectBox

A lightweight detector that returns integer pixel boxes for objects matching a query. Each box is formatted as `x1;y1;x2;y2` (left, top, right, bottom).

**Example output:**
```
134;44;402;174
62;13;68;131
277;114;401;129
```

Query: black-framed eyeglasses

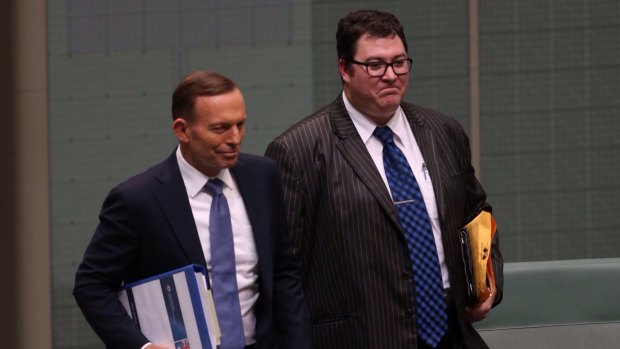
350;58;413;77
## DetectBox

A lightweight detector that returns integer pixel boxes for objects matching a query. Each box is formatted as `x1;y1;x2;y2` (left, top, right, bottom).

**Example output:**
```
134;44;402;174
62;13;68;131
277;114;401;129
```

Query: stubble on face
178;90;247;177
341;34;409;125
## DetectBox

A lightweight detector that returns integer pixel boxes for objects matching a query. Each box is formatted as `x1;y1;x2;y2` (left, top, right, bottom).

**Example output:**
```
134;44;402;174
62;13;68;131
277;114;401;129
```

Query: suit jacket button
405;309;414;318
401;271;411;280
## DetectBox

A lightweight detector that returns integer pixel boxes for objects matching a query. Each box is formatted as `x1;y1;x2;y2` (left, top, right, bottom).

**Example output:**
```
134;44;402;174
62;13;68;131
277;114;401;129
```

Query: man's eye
367;62;385;71
211;125;227;132
393;60;406;68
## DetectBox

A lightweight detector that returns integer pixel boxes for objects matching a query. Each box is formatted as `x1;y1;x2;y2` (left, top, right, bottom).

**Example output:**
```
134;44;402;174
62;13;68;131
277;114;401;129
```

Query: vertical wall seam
468;0;481;179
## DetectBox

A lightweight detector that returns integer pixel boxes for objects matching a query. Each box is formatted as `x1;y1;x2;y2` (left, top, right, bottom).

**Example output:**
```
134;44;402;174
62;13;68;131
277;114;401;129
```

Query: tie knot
204;178;224;196
373;126;395;145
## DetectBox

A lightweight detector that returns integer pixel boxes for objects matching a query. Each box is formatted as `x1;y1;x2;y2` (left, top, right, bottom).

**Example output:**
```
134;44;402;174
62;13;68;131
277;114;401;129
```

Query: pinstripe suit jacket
265;95;503;349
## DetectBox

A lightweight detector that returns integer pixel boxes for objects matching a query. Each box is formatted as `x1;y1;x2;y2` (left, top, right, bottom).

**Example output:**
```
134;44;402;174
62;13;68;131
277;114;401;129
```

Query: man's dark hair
336;9;408;67
172;71;237;121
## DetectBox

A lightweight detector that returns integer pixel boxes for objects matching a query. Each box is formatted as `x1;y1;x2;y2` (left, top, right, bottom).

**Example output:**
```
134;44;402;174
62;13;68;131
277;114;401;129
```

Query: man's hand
144;343;174;349
465;292;495;323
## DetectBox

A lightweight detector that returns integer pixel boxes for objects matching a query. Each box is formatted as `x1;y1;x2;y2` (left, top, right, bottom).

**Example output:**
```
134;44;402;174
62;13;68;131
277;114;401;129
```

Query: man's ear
172;118;190;143
338;58;351;84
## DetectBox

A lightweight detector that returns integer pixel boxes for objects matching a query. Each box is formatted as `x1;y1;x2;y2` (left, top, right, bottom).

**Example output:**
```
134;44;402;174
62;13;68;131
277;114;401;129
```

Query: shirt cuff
140;343;152;349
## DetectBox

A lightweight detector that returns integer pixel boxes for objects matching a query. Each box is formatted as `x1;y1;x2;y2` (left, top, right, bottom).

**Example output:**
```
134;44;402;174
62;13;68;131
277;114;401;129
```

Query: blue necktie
204;179;246;349
374;126;447;347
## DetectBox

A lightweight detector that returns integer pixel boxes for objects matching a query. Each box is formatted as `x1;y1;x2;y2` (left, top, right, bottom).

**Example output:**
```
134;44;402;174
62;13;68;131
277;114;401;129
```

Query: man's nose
382;64;398;80
228;126;243;144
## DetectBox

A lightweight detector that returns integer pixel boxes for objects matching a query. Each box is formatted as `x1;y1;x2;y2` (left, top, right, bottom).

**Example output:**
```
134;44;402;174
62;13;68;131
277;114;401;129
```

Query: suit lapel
402;104;447;224
153;153;207;266
229;157;267;260
329;96;402;229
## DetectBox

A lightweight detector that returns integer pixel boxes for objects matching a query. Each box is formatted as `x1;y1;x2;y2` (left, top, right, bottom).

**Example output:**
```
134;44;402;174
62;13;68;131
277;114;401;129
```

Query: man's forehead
354;34;406;56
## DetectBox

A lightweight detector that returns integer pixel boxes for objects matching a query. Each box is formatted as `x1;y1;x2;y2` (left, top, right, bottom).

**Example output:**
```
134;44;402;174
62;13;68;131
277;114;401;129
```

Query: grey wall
480;1;620;261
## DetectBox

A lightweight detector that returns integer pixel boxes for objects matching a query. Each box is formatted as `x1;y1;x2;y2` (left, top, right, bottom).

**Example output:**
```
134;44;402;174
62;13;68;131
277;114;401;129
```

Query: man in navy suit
74;71;310;349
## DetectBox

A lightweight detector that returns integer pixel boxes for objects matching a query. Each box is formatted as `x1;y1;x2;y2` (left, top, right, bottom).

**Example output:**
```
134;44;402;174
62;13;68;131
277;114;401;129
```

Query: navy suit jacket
74;151;310;349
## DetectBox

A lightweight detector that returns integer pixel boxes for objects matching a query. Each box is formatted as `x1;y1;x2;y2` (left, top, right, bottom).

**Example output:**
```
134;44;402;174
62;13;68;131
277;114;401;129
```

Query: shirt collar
176;146;234;197
342;93;407;144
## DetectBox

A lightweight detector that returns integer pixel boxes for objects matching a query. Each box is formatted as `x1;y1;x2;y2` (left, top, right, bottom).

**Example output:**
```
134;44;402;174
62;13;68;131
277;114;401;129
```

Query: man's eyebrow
364;53;408;61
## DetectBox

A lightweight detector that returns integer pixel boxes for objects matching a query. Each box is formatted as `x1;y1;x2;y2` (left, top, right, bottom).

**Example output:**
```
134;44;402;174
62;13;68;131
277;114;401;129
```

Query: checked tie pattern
204;179;246;349
374;126;447;347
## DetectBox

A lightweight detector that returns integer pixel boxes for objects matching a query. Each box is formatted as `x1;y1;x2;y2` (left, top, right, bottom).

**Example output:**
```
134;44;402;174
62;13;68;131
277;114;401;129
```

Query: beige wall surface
0;0;52;347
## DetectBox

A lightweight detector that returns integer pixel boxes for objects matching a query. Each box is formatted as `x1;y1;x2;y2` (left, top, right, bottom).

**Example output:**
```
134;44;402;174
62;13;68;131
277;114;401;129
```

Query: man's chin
377;91;403;105
220;155;239;168
376;98;402;112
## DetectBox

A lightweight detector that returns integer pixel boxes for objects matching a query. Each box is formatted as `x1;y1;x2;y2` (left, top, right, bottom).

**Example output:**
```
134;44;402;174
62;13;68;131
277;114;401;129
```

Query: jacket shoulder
402;102;469;142
237;153;276;169
269;99;342;149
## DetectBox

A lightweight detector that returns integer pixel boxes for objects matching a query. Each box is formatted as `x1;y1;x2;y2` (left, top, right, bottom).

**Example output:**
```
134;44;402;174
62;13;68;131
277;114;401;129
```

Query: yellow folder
459;211;497;304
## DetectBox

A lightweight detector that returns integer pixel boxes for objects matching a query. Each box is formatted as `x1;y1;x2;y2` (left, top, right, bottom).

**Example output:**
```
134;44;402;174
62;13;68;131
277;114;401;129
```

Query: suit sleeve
73;186;149;349
265;138;315;264
467;174;504;306
268;161;313;349
456;122;504;306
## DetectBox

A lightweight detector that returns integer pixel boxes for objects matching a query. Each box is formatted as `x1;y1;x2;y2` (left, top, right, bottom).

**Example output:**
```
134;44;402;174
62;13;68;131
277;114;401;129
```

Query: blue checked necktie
204;179;246;349
374;126;448;347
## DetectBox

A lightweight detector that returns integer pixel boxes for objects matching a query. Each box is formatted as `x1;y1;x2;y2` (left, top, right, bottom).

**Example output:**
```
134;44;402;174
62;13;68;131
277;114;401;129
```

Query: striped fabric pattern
265;94;503;349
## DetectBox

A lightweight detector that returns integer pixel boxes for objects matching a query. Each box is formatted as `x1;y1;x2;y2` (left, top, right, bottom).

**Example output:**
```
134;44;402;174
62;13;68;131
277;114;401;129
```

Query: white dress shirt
343;94;450;289
176;146;259;345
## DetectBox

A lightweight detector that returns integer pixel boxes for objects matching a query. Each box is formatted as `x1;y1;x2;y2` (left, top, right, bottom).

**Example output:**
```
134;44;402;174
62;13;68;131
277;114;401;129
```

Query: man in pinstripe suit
265;10;503;349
